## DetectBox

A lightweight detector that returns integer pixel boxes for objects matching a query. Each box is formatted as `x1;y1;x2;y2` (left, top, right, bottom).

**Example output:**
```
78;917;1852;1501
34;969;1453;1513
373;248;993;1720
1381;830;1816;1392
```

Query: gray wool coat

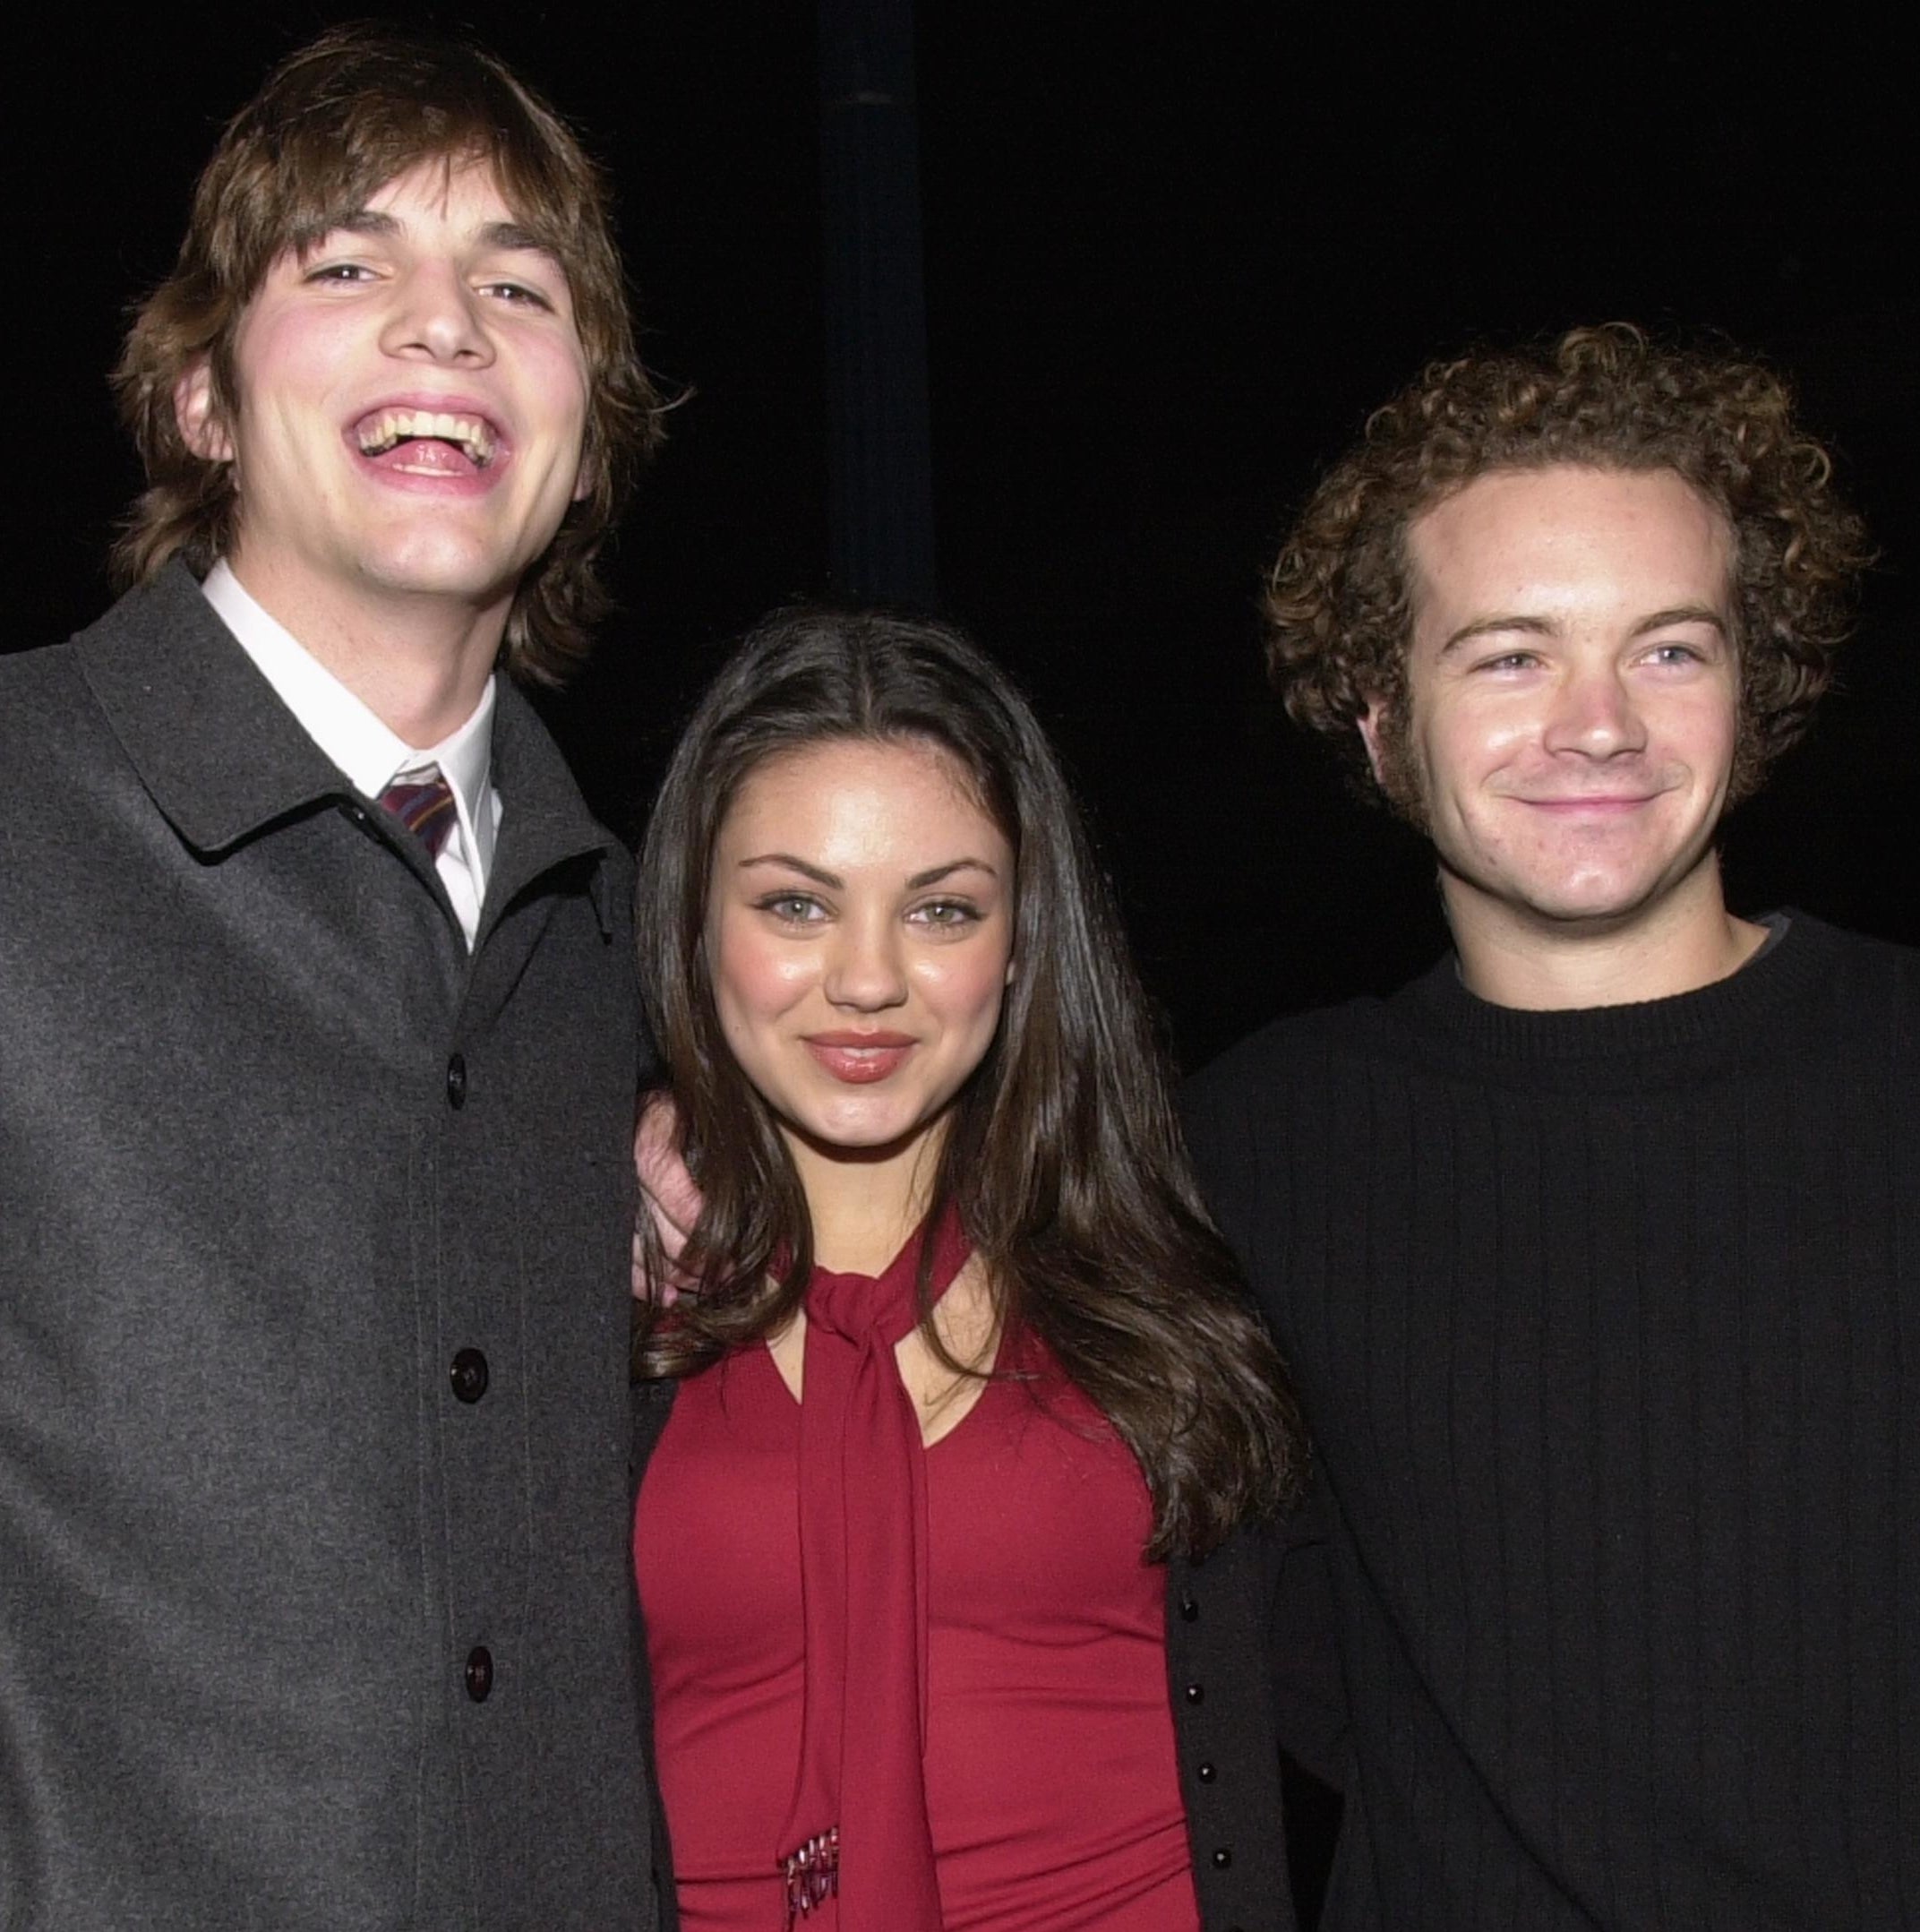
0;564;656;1930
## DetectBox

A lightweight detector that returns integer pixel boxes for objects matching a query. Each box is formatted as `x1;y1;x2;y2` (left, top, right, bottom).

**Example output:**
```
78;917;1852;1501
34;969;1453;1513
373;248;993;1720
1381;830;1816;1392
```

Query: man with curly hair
1187;325;1916;1928
0;26;665;1929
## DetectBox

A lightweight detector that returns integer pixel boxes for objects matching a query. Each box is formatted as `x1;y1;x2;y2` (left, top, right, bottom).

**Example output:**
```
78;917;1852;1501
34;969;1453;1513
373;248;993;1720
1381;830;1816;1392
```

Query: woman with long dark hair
631;606;1311;1932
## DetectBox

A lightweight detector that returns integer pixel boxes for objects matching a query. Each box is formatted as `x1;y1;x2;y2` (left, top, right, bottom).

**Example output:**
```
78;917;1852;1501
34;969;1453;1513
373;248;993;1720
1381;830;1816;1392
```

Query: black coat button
1212;1847;1232;1868
1184;1682;1204;1704
1196;1761;1217;1782
1179;1589;1199;1621
464;1645;493;1702
445;1054;468;1108
450;1348;489;1403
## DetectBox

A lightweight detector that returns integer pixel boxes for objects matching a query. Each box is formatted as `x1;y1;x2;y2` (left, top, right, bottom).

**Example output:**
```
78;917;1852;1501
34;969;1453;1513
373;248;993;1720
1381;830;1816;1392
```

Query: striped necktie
379;767;458;860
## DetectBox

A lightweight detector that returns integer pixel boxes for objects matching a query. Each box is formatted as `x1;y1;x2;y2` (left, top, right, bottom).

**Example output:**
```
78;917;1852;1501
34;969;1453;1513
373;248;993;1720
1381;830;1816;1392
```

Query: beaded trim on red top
781;1826;839;1923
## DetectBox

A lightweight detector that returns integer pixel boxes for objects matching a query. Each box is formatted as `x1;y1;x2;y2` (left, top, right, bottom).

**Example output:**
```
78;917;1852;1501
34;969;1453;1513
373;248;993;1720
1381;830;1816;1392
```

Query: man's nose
1543;664;1647;759
380;264;494;365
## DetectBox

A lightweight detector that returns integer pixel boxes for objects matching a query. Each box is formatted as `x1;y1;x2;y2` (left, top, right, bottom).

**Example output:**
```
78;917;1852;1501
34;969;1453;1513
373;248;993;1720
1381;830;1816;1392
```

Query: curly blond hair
1265;324;1871;803
112;22;664;686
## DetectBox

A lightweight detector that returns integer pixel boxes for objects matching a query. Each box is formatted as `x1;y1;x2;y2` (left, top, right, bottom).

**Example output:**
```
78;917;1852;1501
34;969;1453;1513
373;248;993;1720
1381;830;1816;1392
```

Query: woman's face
705;735;1016;1166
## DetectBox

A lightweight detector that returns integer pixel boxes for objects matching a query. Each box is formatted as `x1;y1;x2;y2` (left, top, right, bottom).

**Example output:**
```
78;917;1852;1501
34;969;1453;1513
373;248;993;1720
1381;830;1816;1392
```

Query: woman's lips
804;1034;914;1084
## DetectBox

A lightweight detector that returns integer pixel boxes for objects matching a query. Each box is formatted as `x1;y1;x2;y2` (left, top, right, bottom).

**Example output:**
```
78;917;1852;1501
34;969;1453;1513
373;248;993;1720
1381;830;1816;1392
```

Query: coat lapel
74;562;623;978
74;561;349;854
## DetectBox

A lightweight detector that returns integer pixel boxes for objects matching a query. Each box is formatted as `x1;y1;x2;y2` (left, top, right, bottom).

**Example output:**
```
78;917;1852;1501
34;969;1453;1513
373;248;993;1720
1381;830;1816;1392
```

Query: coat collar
77;559;347;854
76;561;621;930
487;674;623;939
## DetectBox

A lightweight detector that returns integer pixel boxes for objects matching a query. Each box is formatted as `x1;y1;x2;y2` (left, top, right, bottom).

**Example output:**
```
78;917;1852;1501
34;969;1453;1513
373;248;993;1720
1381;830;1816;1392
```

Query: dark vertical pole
819;0;938;605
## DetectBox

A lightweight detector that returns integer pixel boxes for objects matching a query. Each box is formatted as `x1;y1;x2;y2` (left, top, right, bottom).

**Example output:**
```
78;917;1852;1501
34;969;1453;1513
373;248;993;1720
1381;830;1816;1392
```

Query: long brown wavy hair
635;606;1306;1558
1266;323;1873;806
112;21;664;685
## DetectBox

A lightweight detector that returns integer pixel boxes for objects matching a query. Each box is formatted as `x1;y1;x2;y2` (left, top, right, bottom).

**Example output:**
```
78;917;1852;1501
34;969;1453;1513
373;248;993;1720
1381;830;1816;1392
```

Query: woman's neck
787;1129;943;1275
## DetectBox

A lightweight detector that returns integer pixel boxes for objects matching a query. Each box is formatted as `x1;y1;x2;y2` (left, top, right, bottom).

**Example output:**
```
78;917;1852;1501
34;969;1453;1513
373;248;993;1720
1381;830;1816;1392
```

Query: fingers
632;1091;705;1303
631;1221;680;1307
635;1092;702;1240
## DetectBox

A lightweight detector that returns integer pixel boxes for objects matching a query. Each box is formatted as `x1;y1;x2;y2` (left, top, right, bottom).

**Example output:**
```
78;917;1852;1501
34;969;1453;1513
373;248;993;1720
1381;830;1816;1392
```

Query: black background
14;6;1917;1065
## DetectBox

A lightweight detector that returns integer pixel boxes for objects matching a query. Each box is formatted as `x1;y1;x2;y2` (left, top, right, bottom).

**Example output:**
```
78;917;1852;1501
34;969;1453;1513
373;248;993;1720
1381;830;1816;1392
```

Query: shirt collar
76;561;619;939
201;559;497;871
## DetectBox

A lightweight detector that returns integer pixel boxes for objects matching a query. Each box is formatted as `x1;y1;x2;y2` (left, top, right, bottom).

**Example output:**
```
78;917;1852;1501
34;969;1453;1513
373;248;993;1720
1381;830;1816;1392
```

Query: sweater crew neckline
1394;910;1838;1078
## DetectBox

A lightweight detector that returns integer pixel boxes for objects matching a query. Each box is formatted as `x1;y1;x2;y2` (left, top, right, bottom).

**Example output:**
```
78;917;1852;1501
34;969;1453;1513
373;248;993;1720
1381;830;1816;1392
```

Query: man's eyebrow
1438;603;1729;656
476;219;564;260
1438;613;1557;656
327;210;400;241
306;211;561;260
1630;604;1727;638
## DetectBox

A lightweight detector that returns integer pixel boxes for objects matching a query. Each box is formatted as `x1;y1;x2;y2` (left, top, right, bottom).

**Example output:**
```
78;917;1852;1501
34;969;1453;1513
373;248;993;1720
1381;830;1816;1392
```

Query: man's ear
1355;700;1390;786
174;361;234;463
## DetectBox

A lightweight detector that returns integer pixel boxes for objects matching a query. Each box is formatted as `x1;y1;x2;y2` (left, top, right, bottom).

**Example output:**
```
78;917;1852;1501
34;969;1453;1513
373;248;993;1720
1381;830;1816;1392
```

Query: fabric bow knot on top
781;1207;971;1930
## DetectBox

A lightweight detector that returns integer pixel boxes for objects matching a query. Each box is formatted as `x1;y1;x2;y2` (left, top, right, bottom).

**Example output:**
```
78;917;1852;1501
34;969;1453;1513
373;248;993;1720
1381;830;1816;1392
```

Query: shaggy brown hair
112;21;664;684
1265;323;1872;804
635;606;1307;1560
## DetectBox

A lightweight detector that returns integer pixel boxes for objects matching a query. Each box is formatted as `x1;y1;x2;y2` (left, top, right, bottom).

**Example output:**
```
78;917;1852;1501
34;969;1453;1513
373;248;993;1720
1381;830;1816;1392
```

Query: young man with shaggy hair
0;27;664;1928
1187;324;1914;1928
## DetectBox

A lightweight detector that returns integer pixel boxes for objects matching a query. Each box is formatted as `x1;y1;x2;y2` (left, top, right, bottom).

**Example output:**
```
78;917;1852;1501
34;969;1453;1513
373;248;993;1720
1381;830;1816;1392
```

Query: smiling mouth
354;408;498;468
1521;794;1659;811
804;1035;914;1085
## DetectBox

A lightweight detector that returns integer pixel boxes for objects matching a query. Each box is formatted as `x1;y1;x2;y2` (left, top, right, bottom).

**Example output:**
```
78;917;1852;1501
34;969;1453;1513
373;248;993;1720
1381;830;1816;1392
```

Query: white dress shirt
201;561;501;947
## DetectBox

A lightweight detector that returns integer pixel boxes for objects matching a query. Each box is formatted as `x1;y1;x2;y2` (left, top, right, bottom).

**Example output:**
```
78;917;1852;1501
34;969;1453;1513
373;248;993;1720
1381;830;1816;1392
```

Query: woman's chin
777;1103;953;1172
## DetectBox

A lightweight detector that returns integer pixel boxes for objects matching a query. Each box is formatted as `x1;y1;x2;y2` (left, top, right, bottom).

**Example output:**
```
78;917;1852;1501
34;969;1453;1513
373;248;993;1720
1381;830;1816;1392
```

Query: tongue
370;435;477;475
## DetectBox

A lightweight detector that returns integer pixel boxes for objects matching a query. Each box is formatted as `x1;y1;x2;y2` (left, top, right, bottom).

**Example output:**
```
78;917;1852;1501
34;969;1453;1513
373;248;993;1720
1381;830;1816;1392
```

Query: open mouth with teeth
354;408;498;470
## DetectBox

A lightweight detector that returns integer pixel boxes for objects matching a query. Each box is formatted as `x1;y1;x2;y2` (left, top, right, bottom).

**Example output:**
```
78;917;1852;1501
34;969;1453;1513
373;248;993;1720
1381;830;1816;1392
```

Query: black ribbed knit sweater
1186;914;1920;1930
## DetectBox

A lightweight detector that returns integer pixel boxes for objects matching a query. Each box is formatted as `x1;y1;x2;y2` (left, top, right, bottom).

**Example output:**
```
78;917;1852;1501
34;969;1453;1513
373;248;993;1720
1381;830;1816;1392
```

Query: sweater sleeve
1269;1477;1350;1792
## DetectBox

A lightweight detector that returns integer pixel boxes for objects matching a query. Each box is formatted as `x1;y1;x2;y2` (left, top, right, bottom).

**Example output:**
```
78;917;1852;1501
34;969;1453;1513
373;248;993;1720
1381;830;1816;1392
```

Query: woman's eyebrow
738;854;840;887
907;860;999;888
